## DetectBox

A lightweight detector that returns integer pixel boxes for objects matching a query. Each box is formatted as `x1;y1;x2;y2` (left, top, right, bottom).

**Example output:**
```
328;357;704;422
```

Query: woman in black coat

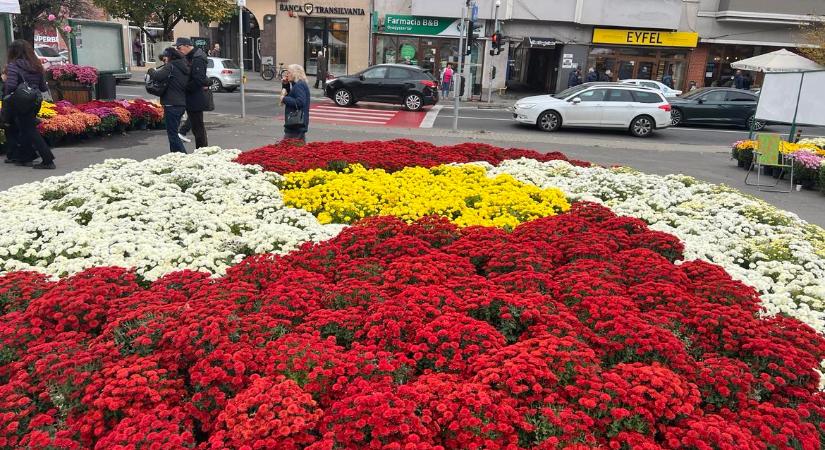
280;64;310;142
2;40;55;169
149;47;190;153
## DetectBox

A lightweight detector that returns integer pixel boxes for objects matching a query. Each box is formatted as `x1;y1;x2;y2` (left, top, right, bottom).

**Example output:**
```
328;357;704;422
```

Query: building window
587;46;688;88
304;18;349;76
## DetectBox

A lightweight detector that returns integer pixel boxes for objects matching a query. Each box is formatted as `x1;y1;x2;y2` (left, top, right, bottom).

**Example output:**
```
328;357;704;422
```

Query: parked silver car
207;57;241;92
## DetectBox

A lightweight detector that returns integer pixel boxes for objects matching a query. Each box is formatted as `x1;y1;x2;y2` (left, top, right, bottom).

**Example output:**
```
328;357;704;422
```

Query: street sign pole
452;3;468;131
238;0;247;118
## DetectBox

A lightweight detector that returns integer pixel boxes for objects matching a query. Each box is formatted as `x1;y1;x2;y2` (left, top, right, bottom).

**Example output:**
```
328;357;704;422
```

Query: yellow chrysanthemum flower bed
281;164;570;228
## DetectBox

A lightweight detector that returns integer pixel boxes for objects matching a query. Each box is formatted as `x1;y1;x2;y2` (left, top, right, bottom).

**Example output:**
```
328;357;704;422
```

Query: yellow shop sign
592;28;699;48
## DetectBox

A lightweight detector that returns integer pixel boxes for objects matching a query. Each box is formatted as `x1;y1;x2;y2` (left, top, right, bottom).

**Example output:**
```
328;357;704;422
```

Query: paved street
116;84;825;148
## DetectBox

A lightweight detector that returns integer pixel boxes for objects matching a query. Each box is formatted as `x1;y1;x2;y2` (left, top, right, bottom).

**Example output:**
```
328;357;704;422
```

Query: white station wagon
512;83;672;137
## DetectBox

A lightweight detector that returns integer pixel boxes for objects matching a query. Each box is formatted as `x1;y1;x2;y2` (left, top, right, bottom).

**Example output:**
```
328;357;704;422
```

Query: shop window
304;18;348;76
376;35;399;64
398;37;420;65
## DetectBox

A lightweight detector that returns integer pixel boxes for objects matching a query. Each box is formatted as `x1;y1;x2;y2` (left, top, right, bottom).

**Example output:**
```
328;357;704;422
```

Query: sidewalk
123;66;517;109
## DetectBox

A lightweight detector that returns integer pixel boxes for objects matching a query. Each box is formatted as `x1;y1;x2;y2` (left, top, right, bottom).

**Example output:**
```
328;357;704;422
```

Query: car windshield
552;85;588;99
36;47;61;57
220;60;239;69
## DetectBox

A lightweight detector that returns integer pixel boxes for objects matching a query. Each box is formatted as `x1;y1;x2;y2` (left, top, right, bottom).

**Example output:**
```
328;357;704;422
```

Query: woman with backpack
148;47;190;153
2;40;55;169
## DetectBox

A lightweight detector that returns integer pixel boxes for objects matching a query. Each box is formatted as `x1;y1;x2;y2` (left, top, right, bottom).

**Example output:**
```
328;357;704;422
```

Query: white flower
0;147;344;280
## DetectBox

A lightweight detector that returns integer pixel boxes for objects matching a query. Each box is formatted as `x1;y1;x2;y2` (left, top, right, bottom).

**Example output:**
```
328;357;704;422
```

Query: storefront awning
0;0;20;14
523;37;557;49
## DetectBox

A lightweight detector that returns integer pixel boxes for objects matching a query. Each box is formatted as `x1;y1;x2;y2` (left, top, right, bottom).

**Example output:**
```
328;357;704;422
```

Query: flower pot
48;79;93;104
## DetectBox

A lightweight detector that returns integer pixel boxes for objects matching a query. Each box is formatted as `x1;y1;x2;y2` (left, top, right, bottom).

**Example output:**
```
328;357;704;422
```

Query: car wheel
404;93;423;111
747;114;766;131
670;108;683;127
334;88;353;106
630;115;655;138
537;111;561;132
209;78;222;92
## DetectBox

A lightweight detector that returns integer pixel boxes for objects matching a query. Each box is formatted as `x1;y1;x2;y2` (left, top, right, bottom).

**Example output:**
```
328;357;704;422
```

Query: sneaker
32;162;56;170
14;161;33;167
178;133;191;143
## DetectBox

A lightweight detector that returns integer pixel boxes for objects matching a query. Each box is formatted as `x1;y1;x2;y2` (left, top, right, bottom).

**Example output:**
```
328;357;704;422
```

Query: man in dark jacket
567;68;582;88
734;70;745;90
586;67;598;83
148;48;190;153
175;37;210;148
314;49;327;89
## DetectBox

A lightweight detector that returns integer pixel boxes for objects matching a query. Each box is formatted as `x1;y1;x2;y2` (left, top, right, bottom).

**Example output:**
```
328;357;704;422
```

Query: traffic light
465;20;475;55
490;32;503;56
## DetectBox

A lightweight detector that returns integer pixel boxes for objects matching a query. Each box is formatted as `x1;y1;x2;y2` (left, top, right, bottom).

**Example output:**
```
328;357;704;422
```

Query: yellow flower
281;164;570;228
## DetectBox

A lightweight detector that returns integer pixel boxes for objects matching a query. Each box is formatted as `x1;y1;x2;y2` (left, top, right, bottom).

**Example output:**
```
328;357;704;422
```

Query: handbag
285;109;304;129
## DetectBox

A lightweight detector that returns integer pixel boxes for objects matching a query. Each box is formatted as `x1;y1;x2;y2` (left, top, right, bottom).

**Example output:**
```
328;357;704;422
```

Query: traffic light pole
238;1;246;118
452;3;468;132
488;1;500;104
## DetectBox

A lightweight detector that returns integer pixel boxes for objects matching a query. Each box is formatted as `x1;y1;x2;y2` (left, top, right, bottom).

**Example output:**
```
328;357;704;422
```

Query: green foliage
93;0;233;40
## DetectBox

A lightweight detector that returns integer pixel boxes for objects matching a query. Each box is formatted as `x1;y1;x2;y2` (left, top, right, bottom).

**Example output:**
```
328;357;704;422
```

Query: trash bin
96;73;116;100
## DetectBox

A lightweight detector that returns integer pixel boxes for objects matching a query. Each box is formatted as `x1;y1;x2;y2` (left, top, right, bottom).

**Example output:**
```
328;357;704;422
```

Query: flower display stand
48;80;93;104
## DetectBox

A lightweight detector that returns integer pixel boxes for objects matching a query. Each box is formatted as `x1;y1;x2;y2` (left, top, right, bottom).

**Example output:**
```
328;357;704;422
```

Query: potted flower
47;64;98;104
791;150;823;190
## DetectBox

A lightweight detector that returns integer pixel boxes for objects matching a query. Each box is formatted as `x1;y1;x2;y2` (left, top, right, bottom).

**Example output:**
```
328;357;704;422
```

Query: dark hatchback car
669;88;766;130
324;64;439;111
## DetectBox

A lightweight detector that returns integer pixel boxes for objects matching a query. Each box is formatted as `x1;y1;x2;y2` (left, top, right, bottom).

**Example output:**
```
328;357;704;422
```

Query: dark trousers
164;106;186;153
186;110;208;148
7;112;54;163
283;128;306;142
133;52;143;67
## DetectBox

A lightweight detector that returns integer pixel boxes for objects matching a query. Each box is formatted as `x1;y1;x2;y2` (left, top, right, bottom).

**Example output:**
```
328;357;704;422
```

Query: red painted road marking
303;101;430;128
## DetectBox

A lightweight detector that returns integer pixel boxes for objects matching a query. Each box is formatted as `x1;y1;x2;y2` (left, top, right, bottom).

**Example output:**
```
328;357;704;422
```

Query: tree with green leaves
15;0;95;44
799;19;825;66
93;0;234;41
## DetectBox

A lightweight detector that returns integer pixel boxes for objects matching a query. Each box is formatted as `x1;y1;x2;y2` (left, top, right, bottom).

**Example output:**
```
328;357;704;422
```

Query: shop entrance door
526;48;558;92
616;59;658;80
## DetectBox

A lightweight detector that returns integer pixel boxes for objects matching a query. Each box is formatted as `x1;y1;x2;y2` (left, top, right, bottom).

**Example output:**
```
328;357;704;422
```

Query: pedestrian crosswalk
306;101;430;128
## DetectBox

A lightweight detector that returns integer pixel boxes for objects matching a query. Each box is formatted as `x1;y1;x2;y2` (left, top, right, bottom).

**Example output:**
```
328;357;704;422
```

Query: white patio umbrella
731;48;823;73
731;49;823;138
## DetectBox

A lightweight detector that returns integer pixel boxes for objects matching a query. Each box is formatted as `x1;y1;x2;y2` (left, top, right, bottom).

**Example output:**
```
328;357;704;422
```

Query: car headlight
516;103;536;110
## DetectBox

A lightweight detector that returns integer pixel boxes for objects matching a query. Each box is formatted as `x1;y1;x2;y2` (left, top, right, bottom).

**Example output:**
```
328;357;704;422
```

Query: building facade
687;0;824;88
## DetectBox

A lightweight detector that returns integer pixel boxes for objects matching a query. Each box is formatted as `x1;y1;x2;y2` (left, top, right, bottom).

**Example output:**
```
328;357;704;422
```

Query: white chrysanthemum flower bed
0;147;344;280
482;158;825;335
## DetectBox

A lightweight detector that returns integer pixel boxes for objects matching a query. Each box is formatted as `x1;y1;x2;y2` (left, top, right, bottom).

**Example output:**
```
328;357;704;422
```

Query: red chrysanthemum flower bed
235;139;590;173
1;203;823;449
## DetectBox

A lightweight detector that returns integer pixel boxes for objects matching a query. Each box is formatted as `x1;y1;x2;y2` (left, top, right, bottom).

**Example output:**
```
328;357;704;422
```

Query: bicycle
261;61;287;81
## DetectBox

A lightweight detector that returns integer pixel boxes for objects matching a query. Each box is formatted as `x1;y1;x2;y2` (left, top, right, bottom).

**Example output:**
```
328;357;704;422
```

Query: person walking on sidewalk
586;67;598;83
148;47;190;153
2;40;56;169
280;64;310;142
132;36;143;67
567;68;582;88
209;43;221;58
314;50;327;90
440;63;454;99
175;38;210;148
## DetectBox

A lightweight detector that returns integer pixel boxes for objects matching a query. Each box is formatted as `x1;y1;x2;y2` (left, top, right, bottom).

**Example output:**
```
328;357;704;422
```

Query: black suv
324;64;439;111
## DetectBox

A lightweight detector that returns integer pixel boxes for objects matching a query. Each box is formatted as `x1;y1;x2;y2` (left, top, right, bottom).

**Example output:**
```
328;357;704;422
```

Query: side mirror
359;74;365;81
697;98;704;104
571;97;582;105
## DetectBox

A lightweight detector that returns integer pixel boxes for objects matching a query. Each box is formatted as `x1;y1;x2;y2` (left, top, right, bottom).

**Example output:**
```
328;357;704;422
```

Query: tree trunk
163;28;174;41
17;24;36;44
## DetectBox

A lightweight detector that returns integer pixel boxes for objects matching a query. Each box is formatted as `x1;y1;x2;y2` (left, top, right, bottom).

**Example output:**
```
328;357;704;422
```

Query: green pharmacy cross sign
382;14;461;36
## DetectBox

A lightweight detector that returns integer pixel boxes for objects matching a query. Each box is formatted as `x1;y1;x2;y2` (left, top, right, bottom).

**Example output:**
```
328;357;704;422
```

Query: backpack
145;73;168;97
